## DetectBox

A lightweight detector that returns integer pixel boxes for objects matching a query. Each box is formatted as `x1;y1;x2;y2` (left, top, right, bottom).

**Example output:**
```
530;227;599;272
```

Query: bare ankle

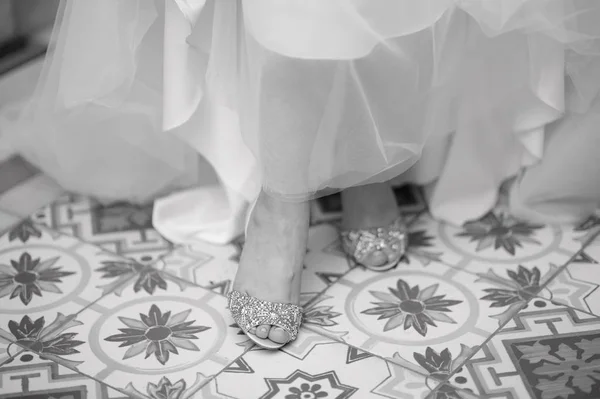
341;182;399;229
250;190;310;233
235;189;309;303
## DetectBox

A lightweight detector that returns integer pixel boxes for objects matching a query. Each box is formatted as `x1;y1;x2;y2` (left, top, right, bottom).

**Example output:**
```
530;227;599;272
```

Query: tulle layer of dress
3;0;600;243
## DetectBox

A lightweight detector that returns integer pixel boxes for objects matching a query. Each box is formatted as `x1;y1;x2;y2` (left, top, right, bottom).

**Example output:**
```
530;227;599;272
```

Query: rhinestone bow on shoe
228;290;303;349
340;217;408;271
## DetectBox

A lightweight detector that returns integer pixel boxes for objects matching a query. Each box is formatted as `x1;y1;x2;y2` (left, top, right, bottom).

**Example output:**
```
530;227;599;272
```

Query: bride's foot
230;191;309;348
340;182;406;270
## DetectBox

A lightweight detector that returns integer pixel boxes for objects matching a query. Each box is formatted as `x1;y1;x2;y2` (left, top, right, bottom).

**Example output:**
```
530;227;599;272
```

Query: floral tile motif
0;219;150;317
460;253;574;303
360;279;462;337
94;258;193;297
31;195;173;264
304;262;527;378
302;294;344;333
455;300;600;398
25;283;249;397
401;213;463;267
435;210;581;266
1;251;76;306
158;224;352;307
0;302;92;370
205;329;437;399
457;212;545;256
0;350;127;399
486;227;600;317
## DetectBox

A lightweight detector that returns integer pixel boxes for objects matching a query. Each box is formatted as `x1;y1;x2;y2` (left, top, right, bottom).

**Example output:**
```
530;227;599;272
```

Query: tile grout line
396;223;600;396
4;197;170;269
438;303;528;390
531;228;600;318
88;228;600;397
144;240;455;395
302;253;357;309
3;194;595;397
7;203;428;311
438;231;600;390
8;215;157;266
1;216;252;397
0;273;150;396
298;221;598;394
0;212;138;395
441;298;600;397
10;208;595;297
435;230;598;292
143;214;598;397
193;345;257;393
300;260;481;397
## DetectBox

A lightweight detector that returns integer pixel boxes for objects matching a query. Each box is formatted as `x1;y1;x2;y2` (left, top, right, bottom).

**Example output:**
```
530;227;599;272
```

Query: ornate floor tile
0;352;126;399
205;329;439;399
158;224;353;307
0;337;13;366
433;210;581;268
401;213;465;267
458;253;574;301
542;259;600;316
534;231;600;316
0;300;95;372
156;241;237;296
571;215;600;264
0;219;148;321
304;262;527;379
579;230;600;262
31;195;173;264
455;300;600;398
26;282;249;398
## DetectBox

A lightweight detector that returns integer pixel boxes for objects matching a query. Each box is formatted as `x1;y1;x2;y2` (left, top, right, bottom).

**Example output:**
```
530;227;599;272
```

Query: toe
382;246;402;262
255;324;271;339
361;250;388;267
268;327;290;344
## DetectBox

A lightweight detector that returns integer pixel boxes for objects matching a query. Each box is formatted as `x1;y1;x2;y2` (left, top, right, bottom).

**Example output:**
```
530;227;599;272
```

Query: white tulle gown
3;0;600;244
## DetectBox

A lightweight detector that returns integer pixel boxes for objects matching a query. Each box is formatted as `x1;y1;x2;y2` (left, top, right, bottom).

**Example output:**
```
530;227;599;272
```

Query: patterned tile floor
0;186;599;399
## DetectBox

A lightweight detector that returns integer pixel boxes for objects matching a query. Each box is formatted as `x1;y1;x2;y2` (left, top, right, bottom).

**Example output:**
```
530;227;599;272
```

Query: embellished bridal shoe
340;217;408;272
228;290;303;350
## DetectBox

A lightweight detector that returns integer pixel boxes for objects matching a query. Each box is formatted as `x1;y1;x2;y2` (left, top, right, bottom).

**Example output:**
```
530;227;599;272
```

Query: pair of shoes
228;201;407;350
228;198;303;350
340;217;408;271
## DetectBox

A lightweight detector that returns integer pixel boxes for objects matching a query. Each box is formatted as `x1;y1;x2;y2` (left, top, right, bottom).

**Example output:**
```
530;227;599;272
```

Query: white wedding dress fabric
3;0;600;244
